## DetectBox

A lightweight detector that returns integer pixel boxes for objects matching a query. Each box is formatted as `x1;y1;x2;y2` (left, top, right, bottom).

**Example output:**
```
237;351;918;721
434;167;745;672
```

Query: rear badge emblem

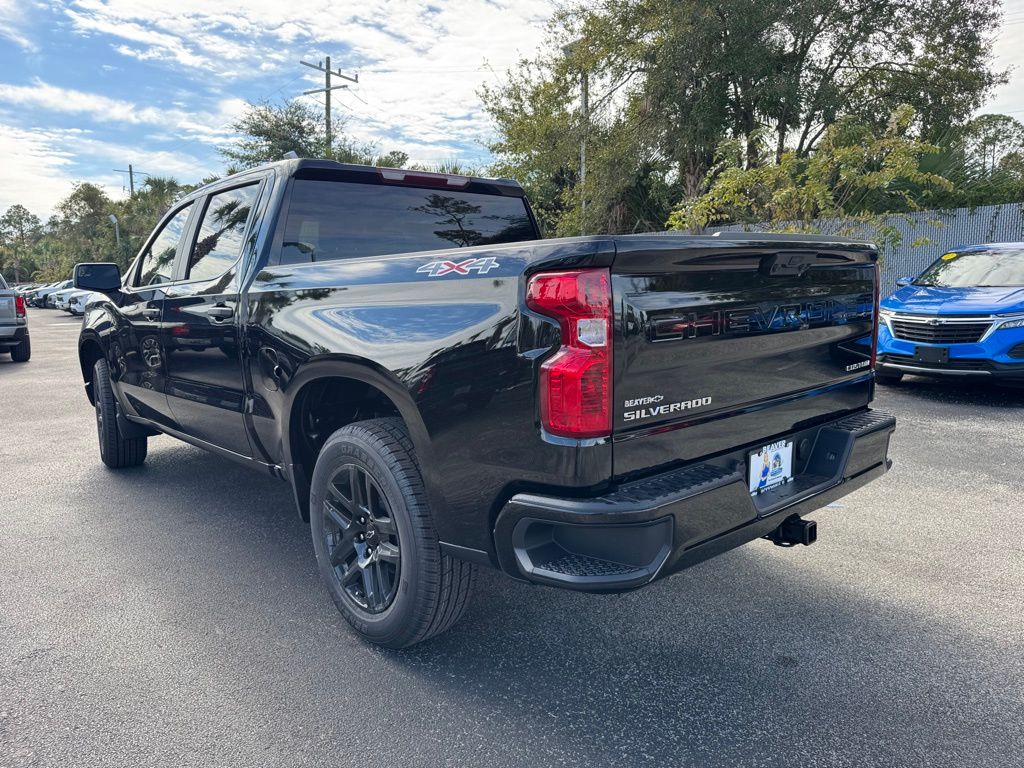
417;257;500;277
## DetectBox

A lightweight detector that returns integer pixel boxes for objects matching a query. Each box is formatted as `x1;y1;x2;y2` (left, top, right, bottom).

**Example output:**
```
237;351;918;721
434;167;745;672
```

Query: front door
161;182;262;457
114;201;196;427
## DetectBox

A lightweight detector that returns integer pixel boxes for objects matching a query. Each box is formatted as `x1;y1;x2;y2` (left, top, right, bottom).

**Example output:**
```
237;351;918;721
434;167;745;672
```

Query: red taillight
871;262;880;370
15;295;26;317
526;269;612;438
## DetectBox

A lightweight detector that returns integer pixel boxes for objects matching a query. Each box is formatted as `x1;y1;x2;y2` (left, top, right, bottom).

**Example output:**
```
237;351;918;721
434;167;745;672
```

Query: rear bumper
493;409;895;591
0;325;29;347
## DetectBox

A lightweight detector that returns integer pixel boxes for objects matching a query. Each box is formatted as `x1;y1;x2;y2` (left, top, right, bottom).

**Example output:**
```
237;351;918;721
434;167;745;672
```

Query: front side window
137;204;193;286
279;180;535;265
187;184;260;281
916;249;1024;288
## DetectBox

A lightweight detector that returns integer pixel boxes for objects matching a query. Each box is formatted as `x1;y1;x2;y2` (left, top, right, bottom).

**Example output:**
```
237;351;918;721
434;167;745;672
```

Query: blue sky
0;0;550;215
0;0;1023;216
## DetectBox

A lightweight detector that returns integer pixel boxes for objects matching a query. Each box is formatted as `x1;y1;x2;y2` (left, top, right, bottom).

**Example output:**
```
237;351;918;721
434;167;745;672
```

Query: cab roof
224;158;527;198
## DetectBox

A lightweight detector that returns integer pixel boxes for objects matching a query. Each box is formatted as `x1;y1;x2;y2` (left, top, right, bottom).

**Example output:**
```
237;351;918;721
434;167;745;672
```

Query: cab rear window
277;180;535;265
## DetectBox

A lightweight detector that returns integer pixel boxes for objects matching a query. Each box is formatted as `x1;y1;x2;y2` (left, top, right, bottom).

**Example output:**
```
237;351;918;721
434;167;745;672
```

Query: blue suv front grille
889;317;991;344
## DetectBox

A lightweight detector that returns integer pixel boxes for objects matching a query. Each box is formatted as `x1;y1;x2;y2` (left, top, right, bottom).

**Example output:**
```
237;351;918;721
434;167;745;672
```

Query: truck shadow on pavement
879;377;1024;409
75;439;1020;768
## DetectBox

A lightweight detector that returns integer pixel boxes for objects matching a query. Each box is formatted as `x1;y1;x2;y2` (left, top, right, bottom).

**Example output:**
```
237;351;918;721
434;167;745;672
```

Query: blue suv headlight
994;315;1024;331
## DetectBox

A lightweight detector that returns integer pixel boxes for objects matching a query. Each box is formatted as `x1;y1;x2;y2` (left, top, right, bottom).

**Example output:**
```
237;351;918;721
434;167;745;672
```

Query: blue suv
876;243;1024;383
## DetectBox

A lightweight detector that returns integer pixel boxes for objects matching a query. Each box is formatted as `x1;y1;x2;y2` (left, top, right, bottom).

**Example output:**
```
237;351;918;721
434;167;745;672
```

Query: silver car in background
67;290;100;316
52;286;82;312
0;273;31;362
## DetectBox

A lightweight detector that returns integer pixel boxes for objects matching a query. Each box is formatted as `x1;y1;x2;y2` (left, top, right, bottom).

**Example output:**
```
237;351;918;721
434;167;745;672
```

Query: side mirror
74;262;122;293
895;276;914;287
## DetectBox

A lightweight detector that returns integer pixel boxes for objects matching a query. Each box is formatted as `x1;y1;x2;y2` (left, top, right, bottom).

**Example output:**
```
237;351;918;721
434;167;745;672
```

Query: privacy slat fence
649;203;1024;296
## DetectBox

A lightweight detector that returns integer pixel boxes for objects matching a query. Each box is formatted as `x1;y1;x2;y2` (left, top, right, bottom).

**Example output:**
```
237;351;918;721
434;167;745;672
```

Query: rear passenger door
161;181;263;457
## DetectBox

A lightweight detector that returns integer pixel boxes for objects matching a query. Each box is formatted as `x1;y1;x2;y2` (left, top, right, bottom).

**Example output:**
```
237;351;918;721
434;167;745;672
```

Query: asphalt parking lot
2;310;1022;768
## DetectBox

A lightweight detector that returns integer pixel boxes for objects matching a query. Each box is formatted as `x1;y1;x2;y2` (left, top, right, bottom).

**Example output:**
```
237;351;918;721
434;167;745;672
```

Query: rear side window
137;204;193;286
186;184;260;281
278;180;535;264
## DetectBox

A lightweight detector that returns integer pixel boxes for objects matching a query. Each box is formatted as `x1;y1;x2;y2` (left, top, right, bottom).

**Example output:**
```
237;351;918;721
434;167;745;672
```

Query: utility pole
579;69;588;234
300;56;359;158
563;41;589;234
113;165;151;196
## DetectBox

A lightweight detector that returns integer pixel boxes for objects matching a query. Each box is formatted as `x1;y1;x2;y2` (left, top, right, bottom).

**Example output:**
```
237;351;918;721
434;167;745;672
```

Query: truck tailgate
0;290;16;324
611;235;877;477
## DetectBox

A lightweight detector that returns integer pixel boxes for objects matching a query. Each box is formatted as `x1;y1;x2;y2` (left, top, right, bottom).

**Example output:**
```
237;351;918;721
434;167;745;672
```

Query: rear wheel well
289;376;403;521
79;340;104;405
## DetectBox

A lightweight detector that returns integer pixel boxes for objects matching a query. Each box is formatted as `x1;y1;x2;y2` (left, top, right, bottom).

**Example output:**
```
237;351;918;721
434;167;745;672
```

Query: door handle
208;305;234;321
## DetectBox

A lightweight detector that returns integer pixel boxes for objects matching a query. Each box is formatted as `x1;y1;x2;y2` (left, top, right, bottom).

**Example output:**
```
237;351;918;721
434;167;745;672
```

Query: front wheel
309;418;475;648
93;358;147;468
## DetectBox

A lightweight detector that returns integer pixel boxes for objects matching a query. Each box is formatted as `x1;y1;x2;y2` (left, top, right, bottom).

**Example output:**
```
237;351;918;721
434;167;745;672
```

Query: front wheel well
289;375;404;521
79;340;105;405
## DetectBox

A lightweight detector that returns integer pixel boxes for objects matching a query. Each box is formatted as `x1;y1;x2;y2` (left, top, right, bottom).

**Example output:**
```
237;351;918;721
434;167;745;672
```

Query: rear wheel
875;369;904;385
10;338;30;362
93;358;147;468
309;418;475;648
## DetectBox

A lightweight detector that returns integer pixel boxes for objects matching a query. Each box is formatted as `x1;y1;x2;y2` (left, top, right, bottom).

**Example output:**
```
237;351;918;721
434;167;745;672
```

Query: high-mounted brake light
15;295;26;317
378;168;471;189
526;269;612;438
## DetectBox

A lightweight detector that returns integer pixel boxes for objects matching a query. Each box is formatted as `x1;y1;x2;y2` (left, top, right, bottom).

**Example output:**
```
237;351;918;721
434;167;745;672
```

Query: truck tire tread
93;358;148;468
311;417;475;648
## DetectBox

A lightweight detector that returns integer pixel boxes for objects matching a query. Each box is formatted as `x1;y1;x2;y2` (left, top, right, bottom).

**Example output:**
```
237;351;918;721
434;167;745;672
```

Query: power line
112;165;152;196
299;56;359;157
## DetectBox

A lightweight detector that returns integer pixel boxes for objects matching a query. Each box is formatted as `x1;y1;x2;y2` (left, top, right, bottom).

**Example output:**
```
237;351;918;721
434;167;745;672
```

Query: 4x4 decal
417;257;500;277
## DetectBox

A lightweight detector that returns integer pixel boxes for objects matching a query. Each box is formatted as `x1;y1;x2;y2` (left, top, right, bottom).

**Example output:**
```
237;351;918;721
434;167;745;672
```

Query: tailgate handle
761;251;817;277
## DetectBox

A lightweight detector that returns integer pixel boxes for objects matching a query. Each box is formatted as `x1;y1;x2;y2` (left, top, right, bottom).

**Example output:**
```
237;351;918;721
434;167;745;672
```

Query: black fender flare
280;355;443;522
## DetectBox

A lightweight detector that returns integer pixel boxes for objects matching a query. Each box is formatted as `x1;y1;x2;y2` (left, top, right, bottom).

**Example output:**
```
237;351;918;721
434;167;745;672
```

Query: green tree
0;204;42;283
110;176;189;268
482;0;1006;236
959;114;1024;176
220;99;408;172
668;108;954;250
916;114;1024;208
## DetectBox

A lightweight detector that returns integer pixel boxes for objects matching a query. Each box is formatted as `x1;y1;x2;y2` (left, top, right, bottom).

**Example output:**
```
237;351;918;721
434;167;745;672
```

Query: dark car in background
877;243;1024;383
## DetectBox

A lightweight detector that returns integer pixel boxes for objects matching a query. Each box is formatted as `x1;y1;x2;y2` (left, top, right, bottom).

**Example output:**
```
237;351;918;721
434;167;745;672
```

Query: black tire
875;369;904;385
10;338;30;362
93;358;147;468
309;418;475;648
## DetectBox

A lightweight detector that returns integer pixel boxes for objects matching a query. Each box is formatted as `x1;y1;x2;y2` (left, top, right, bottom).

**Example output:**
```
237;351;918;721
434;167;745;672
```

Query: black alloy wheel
309;418;476;648
322;463;401;614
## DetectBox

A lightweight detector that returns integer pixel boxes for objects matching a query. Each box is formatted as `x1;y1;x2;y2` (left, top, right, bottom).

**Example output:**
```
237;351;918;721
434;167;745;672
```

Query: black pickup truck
74;159;895;648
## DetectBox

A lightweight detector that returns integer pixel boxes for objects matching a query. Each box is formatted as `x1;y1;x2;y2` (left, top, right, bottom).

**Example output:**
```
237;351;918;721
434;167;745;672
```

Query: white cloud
0;80;245;145
61;0;552;160
0;121;214;216
0;124;104;215
0;0;35;50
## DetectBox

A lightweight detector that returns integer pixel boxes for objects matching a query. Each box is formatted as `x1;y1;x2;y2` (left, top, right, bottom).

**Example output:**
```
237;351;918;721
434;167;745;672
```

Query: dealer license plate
748;440;794;496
